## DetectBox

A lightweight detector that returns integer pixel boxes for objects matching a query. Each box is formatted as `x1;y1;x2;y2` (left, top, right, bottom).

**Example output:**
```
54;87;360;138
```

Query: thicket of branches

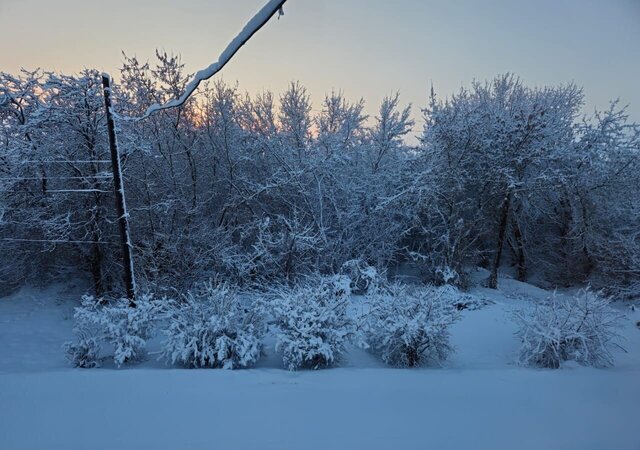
1;57;639;296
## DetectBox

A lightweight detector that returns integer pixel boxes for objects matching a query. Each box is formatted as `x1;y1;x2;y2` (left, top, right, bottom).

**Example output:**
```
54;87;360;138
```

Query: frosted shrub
435;265;461;286
514;290;624;368
65;293;163;368
340;260;384;294
363;284;460;367
434;284;493;311
103;295;162;367
64;332;101;368
269;275;354;370
65;296;103;368
161;281;264;369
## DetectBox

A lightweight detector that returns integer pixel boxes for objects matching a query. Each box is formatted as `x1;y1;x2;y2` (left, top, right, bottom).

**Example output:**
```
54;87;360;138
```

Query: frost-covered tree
279;81;312;161
368;92;414;173
418;75;585;288
0;70;46;291
0;70;121;294
559;104;640;293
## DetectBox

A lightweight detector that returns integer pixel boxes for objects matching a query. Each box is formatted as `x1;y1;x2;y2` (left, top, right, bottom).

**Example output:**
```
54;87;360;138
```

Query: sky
1;0;639;139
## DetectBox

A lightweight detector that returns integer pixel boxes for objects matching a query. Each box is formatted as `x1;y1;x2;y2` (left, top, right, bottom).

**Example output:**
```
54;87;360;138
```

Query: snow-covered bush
435;265;459;285
340;260;384;294
514;289;625;368
436;285;493;311
363;284;460;367
268;275;354;370
64;332;101;369
65;293;163;368
161;281;264;369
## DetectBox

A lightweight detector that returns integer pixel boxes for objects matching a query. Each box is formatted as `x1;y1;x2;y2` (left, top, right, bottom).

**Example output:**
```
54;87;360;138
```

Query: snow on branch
133;0;287;120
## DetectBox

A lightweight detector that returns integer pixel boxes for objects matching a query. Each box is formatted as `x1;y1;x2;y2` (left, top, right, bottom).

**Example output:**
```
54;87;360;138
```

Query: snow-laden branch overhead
132;0;287;121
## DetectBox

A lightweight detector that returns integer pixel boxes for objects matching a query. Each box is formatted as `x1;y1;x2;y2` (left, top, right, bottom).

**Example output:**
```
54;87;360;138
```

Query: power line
47;189;112;193
0;188;111;193
1;238;115;245
20;160;112;164
0;175;113;181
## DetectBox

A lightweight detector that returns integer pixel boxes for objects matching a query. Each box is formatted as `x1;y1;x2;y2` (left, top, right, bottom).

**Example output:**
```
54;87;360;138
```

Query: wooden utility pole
102;73;136;305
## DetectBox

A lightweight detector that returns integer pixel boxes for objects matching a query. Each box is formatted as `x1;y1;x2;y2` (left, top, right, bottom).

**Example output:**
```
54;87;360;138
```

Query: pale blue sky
1;0;639;135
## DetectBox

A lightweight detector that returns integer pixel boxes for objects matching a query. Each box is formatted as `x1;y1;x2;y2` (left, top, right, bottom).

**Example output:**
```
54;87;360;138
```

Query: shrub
64;332;101;368
363;284;460;367
65;293;163;368
269;275;354;370
514;289;625;368
340;260;385;294
434;284;493;311
161;281;264;369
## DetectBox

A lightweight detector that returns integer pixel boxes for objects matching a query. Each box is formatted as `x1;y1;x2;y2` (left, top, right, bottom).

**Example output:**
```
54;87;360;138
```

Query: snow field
1;278;639;450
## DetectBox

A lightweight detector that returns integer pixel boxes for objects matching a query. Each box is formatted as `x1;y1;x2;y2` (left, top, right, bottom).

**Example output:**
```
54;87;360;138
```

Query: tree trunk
512;218;526;282
488;192;511;289
89;239;104;296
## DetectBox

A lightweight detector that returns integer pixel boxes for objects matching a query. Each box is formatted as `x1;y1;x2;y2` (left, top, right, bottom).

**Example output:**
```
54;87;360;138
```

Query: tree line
1;55;638;297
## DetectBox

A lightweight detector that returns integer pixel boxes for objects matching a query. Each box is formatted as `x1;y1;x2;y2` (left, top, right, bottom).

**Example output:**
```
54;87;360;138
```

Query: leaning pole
102;73;136;306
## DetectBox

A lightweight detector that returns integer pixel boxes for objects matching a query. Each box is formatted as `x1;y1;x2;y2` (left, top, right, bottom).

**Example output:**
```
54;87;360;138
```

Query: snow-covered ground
1;278;639;450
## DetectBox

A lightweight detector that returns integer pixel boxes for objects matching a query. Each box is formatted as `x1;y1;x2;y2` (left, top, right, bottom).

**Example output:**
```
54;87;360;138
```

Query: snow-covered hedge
363;284;460;367
65;293;162;368
514;289;624;368
268;275;354;370
161;281;264;369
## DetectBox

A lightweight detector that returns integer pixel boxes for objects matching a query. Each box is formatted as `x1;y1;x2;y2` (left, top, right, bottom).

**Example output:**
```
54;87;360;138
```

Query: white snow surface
1;276;639;450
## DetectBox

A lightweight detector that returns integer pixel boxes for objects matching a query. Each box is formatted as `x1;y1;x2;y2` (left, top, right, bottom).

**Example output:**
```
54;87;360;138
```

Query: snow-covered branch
133;0;287;120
